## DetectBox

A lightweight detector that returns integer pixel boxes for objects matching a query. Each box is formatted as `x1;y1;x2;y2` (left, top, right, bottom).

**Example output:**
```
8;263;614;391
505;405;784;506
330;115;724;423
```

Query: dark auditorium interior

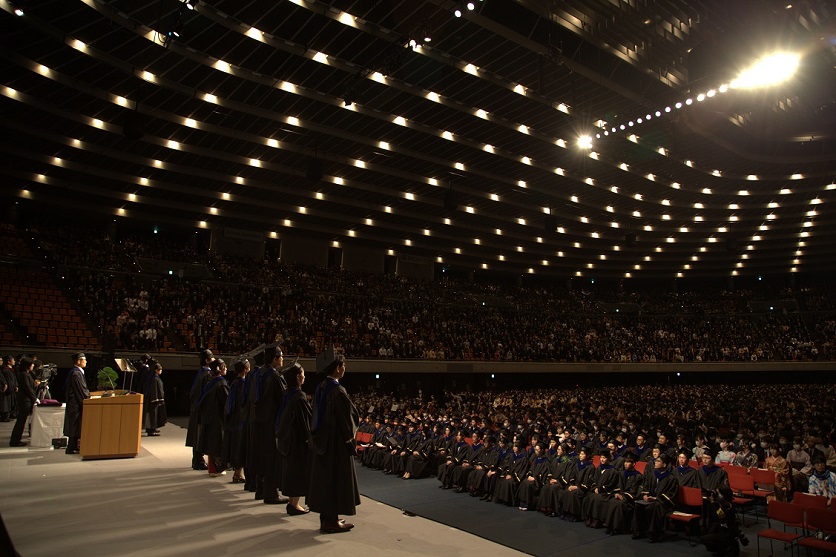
1;0;835;556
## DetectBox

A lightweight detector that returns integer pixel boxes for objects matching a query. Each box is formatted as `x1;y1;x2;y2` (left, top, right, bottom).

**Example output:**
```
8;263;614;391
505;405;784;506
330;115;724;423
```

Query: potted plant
97;366;119;392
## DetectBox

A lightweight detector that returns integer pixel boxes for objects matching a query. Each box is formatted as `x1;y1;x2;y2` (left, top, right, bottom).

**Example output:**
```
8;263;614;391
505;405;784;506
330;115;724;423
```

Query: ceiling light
184;0;198;9
577;135;592;149
731;52;800;89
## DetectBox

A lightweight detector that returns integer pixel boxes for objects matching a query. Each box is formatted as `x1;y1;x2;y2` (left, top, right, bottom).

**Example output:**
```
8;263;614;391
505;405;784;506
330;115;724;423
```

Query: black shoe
66;449;80;454
632;533;642;540
264;499;282;505
10;442;26;447
286;504;310;516
192;462;208;470
454;487;465;493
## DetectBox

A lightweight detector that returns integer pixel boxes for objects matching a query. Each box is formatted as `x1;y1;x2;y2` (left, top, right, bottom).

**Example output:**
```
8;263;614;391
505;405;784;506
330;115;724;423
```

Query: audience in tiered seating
2;221;835;363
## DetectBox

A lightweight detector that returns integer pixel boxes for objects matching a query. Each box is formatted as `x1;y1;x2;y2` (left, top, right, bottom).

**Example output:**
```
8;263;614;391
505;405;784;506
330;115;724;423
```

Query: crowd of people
352;382;835;552
14;222;836;363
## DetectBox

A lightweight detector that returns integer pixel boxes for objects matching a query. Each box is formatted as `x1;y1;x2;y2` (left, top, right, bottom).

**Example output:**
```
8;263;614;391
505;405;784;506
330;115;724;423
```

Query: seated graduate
605;451;645;535
402;424;436;479
494;441;530;506
561;445;596;521
633;434;652;462
438;429;469;489
452;431;485;492
673;450;698;487
538;442;572;516
482;435;513;502
393;422;424;476
583;449;623;528
697;447;730;532
380;424;407;474
358;417;384;464
364;422;394;469
465;435;498;496
516;441;550;511
631;453;678;543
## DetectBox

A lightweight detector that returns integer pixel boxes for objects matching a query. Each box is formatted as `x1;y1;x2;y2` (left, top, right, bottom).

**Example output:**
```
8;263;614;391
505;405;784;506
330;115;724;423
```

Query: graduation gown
517;456;551;508
0;364;17;415
452;443;486;487
392;432;424;475
438;441;469;486
185;367;210;448
62;366;90;438
673;464;699;487
466;445;499;493
697;465;730;529
143;373;167;431
631;470;679;537
583;465;623;522
222;376;248;469
255;366;286;498
494;452;529;506
195;376;229;458
307;377;360;517
404;435;435;478
276;388;312;497
562;459;597;519
538;456;571;513
605;468;644;534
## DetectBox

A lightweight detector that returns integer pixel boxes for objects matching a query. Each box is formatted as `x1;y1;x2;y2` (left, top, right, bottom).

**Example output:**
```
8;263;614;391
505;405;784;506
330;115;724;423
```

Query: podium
80;392;143;460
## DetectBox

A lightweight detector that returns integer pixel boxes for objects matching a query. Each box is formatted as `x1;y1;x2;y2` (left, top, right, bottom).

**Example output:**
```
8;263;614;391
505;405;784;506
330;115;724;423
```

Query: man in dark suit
62;352;90;454
10;357;36;446
308;353;360;534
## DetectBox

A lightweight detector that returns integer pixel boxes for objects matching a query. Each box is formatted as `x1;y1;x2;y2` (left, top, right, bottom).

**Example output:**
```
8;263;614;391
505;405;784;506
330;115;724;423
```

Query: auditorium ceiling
1;0;835;279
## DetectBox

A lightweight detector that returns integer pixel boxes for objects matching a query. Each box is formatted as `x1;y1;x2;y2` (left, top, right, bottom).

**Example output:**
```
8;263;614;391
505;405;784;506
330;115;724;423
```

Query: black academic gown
605;468;644;534
255;366;286;500
494;452;530;506
403;436;433;478
143;373;166;432
517;456;551;509
583;465;624;523
307;377;360;518
393;432;424;474
62;366;90;438
195;376;229;459
538;456;571;513
562;459;597;519
222;376;248;469
631;470;679;538
276;388;312;498
186;366;210;448
438;440;470;487
452;443;486;488
0;364;17;417
466;445;498;493
697;465;730;530
674;464;699;487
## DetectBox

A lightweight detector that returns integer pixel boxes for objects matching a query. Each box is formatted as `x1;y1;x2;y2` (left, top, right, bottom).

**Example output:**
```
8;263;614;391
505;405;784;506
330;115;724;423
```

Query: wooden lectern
80;392;143;460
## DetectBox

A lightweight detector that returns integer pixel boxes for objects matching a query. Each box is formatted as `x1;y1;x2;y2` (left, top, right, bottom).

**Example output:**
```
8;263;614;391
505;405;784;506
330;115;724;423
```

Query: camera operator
699;486;748;556
9;357;37;447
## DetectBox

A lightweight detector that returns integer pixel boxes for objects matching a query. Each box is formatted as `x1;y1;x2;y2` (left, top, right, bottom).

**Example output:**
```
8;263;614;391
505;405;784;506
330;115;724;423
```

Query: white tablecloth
30;405;66;448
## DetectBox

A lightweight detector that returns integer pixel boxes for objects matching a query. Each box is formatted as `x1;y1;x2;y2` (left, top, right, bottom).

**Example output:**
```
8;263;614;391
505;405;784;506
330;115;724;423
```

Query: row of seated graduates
355;420;742;546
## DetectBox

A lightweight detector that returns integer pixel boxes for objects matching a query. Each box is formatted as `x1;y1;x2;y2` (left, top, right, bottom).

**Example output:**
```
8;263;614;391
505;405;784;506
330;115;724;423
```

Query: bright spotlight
466;1;476;9
577;135;593;149
731;52;800;89
454;8;462;17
